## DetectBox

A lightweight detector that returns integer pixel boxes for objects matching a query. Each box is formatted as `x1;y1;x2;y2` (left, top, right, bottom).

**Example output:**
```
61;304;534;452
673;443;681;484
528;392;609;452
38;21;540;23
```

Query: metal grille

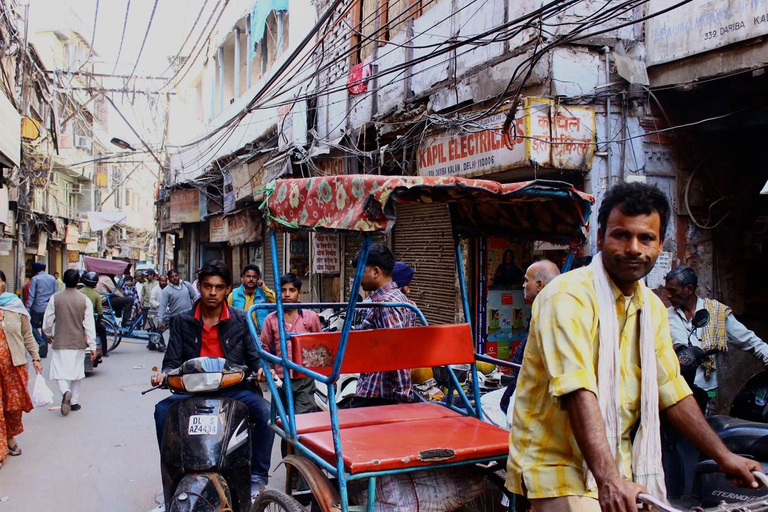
392;203;456;325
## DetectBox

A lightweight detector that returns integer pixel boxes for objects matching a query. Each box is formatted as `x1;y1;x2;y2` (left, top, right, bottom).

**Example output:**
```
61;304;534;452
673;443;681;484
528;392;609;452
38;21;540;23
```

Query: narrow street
0;338;284;512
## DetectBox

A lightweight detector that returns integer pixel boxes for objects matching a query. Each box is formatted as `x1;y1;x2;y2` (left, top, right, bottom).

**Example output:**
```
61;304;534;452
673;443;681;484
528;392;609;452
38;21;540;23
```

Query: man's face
281;283;300;303
242;270;259;292
199;275;230;309
523;266;541;302
664;278;693;309
168;272;180;285
597;208;663;293
361;265;381;292
159;275;168;289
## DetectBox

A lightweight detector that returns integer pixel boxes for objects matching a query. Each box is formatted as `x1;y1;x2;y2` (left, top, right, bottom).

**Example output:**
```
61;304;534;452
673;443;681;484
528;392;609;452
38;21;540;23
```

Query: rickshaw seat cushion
299;416;510;473
290;323;475;375
281;402;463;434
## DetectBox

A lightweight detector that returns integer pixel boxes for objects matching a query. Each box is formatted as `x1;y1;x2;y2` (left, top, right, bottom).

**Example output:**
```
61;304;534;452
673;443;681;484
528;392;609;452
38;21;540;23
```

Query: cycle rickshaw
246;175;594;511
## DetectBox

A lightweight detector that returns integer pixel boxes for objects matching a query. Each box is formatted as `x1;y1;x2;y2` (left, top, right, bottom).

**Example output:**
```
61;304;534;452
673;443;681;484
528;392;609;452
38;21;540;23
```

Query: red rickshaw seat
299;416;510;473
280;402;463;434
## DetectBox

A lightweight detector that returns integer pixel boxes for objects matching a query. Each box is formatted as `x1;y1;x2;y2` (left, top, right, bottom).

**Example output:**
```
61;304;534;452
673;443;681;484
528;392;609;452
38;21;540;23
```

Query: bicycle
101;292;162;352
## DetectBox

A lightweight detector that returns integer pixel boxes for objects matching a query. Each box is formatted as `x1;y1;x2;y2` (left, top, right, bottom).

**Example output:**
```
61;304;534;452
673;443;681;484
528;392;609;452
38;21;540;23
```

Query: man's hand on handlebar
718;452;761;489
598;477;646;512
151;372;167;387
255;367;276;382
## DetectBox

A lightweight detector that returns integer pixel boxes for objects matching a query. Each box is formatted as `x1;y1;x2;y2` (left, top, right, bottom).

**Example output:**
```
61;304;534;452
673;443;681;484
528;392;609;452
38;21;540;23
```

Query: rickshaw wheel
104;318;122;353
251;489;304;512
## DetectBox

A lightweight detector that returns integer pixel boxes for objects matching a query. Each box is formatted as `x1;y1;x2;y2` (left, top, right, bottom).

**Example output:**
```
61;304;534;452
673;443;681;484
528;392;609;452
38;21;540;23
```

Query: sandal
7;445;20;456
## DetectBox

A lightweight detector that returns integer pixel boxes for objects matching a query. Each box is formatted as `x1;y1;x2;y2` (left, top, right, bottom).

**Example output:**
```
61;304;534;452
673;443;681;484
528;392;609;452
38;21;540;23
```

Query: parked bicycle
101;293;163;352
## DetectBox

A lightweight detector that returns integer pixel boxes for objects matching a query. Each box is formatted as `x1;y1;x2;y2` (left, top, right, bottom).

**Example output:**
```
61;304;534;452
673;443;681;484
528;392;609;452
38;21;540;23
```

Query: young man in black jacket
150;260;274;494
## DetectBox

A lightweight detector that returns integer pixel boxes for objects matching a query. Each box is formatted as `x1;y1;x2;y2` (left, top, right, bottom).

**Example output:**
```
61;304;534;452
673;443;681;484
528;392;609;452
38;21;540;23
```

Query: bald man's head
523;260;561;302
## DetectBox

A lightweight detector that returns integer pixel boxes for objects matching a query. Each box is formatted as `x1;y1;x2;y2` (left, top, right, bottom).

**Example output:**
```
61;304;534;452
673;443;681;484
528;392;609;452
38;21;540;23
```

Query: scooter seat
708;415;768;459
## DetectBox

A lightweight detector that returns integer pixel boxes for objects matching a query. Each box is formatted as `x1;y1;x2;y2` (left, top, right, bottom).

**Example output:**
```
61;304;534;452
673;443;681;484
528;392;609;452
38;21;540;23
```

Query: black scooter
144;357;253;512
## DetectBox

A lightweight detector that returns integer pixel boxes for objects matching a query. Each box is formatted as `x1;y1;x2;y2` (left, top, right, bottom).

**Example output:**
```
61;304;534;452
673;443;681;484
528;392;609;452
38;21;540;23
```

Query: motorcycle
314;373;358;411
681;311;768;506
144;357;253;512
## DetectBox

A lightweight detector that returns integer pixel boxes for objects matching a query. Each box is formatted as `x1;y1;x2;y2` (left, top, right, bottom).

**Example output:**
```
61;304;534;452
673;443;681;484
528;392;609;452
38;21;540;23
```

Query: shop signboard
313;234;341;274
417;98;595;177
646;0;768;66
170;189;202;224
232;162;252;203
228;210;261;246
223;171;235;213
209;215;229;243
0;90;20;167
159;202;172;232
0;238;12;255
36;232;47;256
247;154;270;193
65;224;80;246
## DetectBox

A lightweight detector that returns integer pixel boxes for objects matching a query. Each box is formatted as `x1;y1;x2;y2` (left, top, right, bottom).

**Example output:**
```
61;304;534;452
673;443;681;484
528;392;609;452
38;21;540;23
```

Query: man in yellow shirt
227;264;276;328
507;182;760;512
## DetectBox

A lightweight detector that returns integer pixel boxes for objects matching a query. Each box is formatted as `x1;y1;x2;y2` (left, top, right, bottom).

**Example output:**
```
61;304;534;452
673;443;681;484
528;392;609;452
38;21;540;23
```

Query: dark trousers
154;389;275;484
107;296;133;324
662;417;698;499
95;319;107;353
29;310;48;358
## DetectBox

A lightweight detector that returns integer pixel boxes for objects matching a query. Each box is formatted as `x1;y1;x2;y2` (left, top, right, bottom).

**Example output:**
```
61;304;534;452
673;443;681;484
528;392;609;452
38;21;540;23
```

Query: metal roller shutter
392;203;456;325
263;231;285;290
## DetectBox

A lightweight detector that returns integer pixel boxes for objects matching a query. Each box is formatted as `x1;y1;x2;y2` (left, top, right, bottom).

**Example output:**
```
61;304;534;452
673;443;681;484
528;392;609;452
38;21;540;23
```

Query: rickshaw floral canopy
259;175;593;242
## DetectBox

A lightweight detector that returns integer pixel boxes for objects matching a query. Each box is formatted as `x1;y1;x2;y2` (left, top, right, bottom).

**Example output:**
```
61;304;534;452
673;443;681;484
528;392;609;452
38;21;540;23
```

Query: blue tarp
249;0;289;60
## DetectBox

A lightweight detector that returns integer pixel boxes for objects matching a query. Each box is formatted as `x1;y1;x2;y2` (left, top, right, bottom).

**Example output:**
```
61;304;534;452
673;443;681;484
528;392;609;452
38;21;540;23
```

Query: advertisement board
170;189;202;224
313;234;341;274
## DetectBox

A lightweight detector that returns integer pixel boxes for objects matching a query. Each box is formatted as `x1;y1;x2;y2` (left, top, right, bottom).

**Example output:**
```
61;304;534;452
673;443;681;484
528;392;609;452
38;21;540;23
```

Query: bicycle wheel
251;490;304;512
104;318;122;353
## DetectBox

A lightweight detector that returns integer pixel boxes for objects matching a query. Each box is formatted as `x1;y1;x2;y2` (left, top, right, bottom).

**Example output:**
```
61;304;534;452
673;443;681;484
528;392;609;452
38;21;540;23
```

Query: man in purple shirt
348;244;418;407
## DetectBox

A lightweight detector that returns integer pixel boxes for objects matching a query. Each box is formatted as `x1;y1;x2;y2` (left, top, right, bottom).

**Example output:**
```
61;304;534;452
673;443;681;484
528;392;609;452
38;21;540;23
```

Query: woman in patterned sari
0;270;42;469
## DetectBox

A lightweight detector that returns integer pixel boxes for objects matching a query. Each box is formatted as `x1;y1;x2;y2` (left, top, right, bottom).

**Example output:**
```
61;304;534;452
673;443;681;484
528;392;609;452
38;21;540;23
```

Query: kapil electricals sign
417;99;595;177
646;0;768;66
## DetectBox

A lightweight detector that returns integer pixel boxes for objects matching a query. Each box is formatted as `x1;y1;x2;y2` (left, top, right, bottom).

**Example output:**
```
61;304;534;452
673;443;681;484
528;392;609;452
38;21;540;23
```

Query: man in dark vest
42;269;97;416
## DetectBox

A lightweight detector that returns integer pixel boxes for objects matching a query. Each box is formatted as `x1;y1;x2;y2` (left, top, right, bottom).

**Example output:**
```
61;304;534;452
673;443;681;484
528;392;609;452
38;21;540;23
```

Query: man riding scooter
150;260;275;499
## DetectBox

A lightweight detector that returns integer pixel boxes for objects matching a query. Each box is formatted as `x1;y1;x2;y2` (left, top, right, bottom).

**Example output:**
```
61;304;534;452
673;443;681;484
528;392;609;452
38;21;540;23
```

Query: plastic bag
31;374;54;407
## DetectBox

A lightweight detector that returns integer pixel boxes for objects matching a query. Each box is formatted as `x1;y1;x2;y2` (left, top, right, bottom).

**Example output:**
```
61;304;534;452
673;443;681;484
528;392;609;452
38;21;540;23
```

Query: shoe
61;391;72;416
250;482;266;502
70;404;81;412
102;351;110;358
7;444;21;456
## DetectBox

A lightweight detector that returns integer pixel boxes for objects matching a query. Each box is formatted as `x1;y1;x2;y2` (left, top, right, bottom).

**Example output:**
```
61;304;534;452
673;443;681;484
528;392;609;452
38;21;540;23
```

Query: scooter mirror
692;309;710;330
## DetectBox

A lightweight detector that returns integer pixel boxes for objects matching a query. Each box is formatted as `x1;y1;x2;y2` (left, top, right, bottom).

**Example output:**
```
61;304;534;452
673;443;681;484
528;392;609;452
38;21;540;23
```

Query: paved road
1;338;285;512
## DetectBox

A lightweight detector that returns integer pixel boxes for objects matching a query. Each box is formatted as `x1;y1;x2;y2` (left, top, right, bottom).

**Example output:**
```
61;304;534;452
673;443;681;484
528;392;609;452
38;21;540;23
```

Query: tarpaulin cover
258;175;593;242
249;0;289;60
83;256;130;276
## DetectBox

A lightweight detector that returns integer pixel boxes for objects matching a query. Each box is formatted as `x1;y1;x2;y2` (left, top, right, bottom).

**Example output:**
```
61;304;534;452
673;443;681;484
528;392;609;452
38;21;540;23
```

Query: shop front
405;98;596;367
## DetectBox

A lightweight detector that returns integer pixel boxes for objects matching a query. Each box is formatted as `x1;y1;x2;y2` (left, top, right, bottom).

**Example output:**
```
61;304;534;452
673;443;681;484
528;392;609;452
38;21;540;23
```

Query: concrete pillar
234;27;241;99
209;59;216;118
218;46;225;112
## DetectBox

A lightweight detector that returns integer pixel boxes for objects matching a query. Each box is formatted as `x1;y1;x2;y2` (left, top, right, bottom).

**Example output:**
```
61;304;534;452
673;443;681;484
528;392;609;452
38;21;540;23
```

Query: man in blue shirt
27;262;58;358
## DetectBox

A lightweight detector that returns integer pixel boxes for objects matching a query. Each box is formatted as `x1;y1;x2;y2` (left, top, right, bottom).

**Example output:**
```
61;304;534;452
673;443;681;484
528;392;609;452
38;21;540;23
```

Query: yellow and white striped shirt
506;265;691;499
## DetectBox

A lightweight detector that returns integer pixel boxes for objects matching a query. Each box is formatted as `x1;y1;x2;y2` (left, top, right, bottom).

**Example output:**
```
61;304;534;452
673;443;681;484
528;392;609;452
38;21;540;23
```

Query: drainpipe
604;46;612;189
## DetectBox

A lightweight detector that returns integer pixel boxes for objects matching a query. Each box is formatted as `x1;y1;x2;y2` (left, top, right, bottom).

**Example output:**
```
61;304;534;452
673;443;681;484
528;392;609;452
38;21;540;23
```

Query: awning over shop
259;175;594;243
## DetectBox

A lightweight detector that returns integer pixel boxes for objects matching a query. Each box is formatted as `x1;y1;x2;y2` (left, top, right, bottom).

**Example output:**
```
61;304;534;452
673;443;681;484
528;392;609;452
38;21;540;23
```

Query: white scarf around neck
586;253;666;500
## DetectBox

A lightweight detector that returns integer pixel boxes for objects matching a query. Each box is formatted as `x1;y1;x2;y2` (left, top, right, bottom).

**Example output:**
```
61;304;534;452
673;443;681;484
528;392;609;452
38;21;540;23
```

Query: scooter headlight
182;373;223;392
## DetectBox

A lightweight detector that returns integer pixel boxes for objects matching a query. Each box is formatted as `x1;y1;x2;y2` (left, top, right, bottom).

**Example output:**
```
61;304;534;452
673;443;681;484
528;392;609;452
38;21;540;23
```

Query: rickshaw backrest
290;323;474;376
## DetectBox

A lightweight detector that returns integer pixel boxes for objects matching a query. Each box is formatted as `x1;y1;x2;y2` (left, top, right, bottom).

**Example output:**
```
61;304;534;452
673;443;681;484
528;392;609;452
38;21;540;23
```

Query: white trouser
57;379;82;405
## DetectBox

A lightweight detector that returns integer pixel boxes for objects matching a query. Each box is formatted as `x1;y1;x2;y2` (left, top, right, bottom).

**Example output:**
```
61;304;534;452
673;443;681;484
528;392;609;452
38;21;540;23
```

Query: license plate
188;415;218;435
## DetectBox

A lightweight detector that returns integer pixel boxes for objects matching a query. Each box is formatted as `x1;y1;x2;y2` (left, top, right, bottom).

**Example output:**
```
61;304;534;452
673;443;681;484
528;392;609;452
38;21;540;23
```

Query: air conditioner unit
70;183;83;195
75;136;92;150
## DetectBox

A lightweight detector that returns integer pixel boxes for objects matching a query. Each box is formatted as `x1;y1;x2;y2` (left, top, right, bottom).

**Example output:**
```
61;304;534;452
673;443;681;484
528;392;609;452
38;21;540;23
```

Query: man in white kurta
42;270;96;416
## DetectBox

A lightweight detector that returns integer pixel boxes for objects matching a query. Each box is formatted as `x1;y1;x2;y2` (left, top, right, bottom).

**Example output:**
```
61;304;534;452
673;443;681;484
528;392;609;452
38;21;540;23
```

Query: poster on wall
228;210;261;246
313;234;340;274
